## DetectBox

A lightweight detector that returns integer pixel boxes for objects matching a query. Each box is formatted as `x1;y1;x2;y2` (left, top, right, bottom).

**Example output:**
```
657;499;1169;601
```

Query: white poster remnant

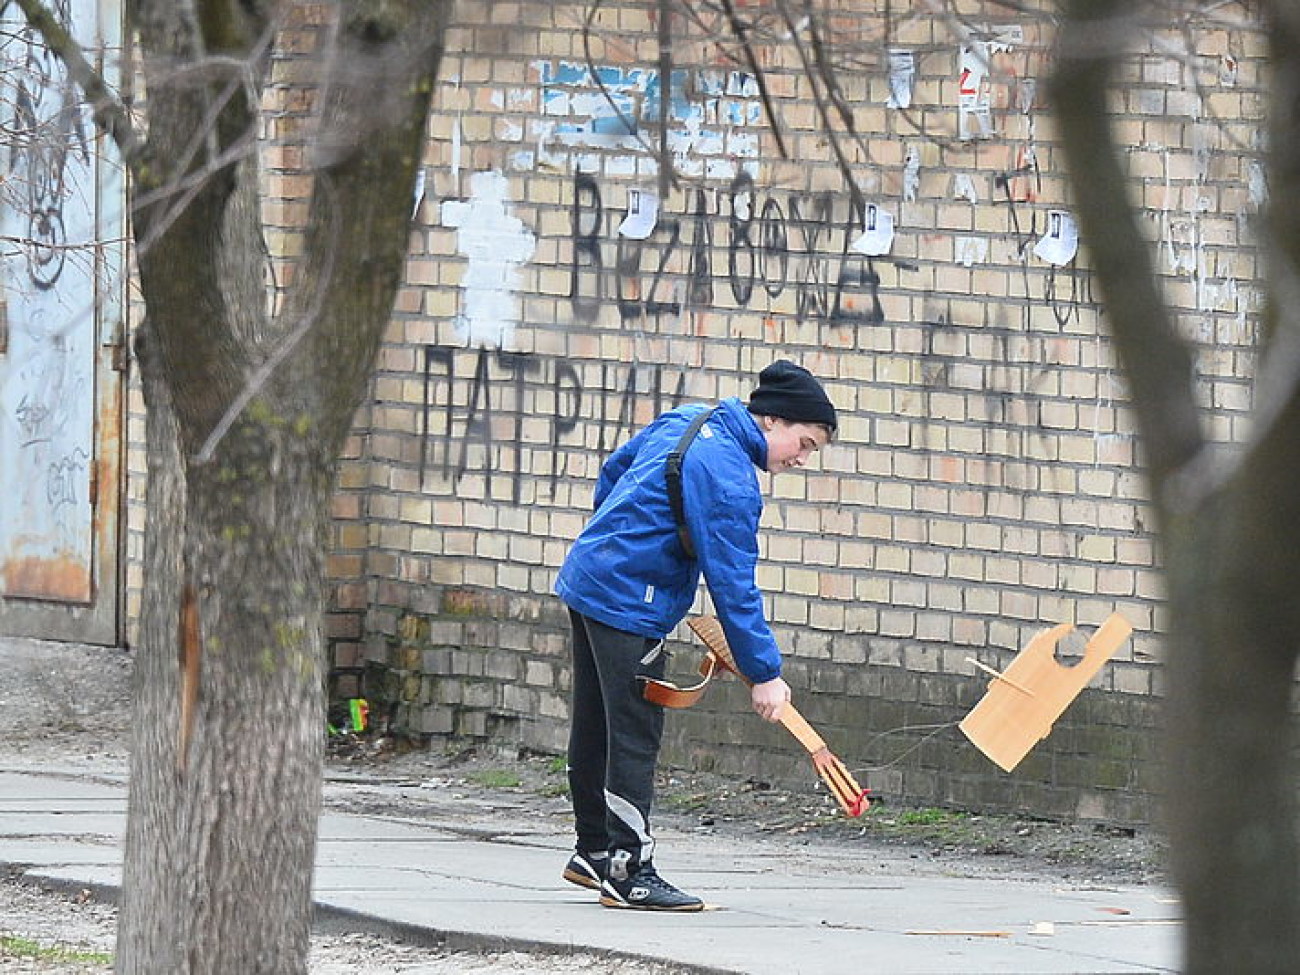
956;236;989;268
887;50;915;109
618;189;659;239
957;26;1022;141
958;41;993;141
441;171;537;348
903;145;920;203
850;203;895;257
954;173;980;204
1034;210;1079;265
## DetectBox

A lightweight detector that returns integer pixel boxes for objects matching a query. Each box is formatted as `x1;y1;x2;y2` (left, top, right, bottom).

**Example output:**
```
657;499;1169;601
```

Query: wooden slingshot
641;615;870;818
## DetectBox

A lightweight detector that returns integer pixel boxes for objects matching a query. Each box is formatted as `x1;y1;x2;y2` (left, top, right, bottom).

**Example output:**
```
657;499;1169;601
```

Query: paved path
0;763;1180;974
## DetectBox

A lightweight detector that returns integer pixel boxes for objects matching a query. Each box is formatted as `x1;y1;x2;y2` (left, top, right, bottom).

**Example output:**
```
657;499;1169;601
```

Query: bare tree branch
657;0;677;199
774;1;864;207
719;0;789;160
581;1;660;164
10;0;142;164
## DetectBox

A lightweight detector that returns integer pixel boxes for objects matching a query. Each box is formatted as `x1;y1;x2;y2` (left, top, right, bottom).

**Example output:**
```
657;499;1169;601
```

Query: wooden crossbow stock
641;616;870;818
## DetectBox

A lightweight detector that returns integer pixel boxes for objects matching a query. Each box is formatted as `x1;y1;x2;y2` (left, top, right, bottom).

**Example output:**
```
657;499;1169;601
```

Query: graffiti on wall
418;31;1260;507
413;326;1126;509
0;0;106;602
418;346;687;503
5;0;91;291
570;171;894;332
568;168;1102;331
920;312;1061;487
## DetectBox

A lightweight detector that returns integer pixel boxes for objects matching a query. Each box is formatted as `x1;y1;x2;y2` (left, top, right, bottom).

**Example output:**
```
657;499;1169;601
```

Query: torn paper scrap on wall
850;203;895;257
958;41;994;140
411;168;427;217
887;49;915;109
441;171;537;349
619;189;659;239
903;145;920;203
1247;160;1267;207
953;173;980;204
956;236;988;268
957;25;1022;141
1034;210;1079;265
535;60;761;168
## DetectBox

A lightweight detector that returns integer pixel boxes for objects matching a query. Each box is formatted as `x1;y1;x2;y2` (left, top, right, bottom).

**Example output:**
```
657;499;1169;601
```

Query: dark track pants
565;609;668;880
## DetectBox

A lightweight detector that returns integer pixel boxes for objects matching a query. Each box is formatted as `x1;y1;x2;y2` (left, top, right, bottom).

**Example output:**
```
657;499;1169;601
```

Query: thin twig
720;0;788;160
9;0;142;162
774;0;864;210
657;0;675;200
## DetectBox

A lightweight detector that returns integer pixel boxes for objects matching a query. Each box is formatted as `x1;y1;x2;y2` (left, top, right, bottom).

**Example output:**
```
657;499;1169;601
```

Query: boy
554;360;838;910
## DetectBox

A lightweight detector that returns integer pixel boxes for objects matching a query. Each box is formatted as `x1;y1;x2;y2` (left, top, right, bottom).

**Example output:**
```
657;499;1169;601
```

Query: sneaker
599;862;704;912
562;850;607;891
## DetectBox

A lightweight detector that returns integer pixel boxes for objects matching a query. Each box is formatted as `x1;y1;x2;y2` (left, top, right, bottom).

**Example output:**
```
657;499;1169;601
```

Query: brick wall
124;1;1265;825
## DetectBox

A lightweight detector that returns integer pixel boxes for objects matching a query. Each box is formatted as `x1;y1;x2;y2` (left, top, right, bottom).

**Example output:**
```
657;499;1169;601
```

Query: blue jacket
555;397;782;683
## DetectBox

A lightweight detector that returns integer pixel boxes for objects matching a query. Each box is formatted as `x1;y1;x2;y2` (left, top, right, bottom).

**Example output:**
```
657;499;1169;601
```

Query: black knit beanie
747;360;837;432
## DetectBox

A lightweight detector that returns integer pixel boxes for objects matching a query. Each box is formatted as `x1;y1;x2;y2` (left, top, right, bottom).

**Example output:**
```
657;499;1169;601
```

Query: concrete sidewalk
0;763;1180;974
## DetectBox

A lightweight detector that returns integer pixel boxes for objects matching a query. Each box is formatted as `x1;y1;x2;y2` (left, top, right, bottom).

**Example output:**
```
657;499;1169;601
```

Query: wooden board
959;613;1133;772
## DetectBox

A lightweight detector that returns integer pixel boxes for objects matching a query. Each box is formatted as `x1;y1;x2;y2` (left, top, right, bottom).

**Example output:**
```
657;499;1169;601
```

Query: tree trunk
1161;479;1300;973
118;358;332;972
1050;1;1300;970
105;3;450;971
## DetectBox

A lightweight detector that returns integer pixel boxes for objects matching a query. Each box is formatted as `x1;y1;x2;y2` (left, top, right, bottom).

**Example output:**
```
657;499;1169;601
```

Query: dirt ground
326;733;1164;888
0;637;1166;972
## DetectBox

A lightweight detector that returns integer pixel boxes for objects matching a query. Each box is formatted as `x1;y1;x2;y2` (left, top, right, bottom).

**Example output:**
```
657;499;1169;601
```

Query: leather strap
665;407;717;559
639;652;719;709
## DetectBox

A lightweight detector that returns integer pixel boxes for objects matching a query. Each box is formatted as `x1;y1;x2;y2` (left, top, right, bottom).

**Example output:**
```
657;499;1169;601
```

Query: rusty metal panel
0;0;125;643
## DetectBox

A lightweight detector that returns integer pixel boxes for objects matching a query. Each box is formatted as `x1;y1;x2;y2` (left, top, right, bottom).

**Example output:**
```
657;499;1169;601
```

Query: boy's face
761;417;830;474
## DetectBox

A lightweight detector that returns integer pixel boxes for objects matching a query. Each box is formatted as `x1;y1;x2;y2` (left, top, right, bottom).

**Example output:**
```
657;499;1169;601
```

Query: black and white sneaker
599;863;704;912
562;850;608;891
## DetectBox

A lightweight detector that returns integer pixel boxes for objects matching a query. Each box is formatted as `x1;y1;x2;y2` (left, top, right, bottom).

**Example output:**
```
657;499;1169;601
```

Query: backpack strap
665;406;717;559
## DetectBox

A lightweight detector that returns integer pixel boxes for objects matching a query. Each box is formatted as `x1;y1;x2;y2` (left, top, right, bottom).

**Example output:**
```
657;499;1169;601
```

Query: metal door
0;0;126;645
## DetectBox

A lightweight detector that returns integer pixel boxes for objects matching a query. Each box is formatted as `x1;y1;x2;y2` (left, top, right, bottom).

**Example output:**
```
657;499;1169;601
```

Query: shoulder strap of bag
665;406;716;559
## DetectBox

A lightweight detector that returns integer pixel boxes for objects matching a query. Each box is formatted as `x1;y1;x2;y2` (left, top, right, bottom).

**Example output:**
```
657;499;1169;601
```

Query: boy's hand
751;677;791;723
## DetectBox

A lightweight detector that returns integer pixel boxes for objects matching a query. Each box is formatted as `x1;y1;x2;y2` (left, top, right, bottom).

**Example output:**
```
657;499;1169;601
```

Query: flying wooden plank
959;613;1133;772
